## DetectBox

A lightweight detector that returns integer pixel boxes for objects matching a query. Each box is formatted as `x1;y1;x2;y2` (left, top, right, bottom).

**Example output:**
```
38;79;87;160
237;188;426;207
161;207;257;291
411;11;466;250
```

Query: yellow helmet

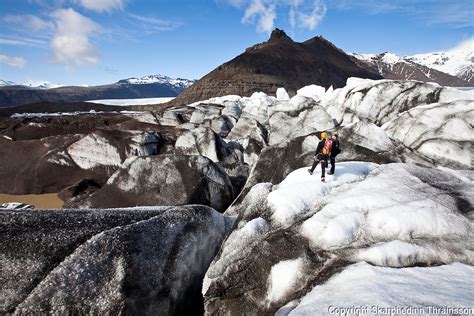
321;132;327;139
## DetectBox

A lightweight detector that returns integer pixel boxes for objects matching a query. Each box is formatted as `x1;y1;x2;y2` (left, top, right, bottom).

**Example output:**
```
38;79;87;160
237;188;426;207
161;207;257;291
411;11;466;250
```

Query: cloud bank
0;54;27;68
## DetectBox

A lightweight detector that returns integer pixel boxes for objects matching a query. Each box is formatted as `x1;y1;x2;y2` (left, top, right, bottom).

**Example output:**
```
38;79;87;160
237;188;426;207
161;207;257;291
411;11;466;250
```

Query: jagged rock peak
268;28;293;42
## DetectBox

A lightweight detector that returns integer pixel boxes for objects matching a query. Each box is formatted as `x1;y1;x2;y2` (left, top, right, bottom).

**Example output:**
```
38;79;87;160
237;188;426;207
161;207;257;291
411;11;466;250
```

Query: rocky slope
166;29;381;107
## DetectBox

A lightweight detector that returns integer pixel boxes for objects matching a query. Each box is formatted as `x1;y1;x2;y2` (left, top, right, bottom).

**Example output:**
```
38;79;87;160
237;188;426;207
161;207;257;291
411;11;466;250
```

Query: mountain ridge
166;29;381;108
0;74;194;108
350;48;473;85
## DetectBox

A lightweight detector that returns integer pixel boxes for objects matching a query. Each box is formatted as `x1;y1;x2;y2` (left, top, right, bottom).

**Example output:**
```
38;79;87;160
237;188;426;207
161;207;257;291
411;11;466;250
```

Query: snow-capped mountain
0;74;194;107
24;81;63;89
350;42;474;86
0;80;62;89
349;52;470;87
117;75;194;89
0;80;16;86
406;43;473;83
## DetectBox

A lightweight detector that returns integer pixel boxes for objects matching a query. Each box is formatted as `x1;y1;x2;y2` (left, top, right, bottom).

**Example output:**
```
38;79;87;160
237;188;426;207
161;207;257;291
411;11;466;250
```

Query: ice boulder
226;113;269;168
72;155;235;212
67;132;123;169
175;127;249;192
296;84;326;102
323;79;453;126
268;103;334;145
203;162;473;315
175;127;242;165
0;206;231;315
382;100;474;169
276;87;290;101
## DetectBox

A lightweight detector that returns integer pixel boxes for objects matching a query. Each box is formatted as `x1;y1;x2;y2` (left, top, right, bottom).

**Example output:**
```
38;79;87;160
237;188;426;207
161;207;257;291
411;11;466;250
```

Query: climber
308;131;333;182
328;133;341;175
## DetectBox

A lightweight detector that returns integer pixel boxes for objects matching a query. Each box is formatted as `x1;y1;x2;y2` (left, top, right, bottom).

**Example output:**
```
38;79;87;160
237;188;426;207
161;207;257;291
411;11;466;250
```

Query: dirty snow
287;262;474;316
202;217;270;295
67;134;122;169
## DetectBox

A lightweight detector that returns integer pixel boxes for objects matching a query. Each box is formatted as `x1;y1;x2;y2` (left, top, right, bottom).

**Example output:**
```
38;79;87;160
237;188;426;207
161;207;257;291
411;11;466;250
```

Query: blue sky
0;0;472;86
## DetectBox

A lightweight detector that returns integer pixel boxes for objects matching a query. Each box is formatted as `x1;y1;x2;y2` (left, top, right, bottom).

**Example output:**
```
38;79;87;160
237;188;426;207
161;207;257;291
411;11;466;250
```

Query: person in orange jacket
308;131;334;182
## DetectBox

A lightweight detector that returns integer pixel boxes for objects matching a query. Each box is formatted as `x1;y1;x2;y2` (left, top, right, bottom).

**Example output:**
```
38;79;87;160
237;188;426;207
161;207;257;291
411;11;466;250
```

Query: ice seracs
203;161;473;314
2;75;473;314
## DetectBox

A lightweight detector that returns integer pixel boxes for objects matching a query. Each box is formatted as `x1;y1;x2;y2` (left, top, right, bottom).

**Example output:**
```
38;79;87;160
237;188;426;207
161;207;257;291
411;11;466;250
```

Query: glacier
1;77;473;315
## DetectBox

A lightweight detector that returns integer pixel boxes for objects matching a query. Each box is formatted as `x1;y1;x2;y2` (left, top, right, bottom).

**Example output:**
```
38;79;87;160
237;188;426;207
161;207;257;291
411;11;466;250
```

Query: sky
0;0;473;86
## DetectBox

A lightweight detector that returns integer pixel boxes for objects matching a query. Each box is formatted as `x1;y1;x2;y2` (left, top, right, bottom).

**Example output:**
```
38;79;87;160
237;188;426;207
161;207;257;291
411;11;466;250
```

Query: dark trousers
330;156;335;174
309;157;327;177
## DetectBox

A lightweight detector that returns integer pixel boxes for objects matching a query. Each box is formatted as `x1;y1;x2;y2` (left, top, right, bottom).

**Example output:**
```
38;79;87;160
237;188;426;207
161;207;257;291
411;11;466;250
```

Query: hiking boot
307;169;313;175
321;177;325;182
328;172;334;175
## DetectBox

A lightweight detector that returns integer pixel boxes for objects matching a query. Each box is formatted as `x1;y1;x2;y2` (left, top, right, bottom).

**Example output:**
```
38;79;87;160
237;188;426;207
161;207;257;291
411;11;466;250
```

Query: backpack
322;139;333;155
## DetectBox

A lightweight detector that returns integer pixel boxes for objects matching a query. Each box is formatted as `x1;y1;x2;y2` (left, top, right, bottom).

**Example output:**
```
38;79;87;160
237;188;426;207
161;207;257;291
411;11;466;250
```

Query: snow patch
352;240;474;267
47;151;72;166
267;258;305;303
288;262;474;315
268;162;372;226
299;163;471;251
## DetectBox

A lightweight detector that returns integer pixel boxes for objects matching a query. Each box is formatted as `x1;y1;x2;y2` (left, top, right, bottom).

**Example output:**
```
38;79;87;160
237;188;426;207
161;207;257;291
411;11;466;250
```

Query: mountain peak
268;28;292;42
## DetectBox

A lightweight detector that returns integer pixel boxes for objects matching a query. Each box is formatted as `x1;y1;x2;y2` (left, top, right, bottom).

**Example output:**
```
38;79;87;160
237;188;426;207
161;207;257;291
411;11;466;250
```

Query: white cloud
241;0;276;33
298;0;327;30
50;8;101;67
78;0;124;13
128;13;181;32
0;37;47;47
288;0;302;29
228;0;326;33
0;54;27;68
450;37;474;52
3;14;54;32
